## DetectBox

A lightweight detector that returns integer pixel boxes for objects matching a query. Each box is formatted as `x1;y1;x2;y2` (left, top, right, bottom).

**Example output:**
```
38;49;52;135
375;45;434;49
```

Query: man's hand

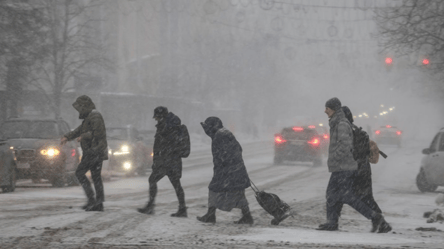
60;136;68;145
77;136;82;142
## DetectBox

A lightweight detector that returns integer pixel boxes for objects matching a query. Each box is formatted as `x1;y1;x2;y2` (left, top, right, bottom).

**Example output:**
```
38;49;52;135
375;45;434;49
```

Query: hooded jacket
327;108;357;172
152;112;182;164
201;117;251;192
64;95;108;160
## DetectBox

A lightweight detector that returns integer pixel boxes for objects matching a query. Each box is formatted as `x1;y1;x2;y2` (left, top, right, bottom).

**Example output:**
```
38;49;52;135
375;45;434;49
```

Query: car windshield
106;128;128;140
0;121;57;139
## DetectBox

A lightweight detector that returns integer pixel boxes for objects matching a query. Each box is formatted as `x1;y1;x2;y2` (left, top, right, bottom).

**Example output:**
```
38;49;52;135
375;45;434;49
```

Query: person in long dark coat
137;106;187;217
197;117;253;224
61;95;108;211
342;106;392;233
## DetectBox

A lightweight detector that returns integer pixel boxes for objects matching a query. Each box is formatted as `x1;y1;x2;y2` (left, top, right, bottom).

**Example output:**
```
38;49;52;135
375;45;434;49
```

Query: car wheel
274;156;283;165
2;167;16;193
313;157;322;167
416;169;437;192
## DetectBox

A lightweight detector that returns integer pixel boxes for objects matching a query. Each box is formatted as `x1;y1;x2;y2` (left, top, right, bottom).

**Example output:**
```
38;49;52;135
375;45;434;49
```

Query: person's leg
87;159;104;211
168;169;187;217
197;206;216;223
75;157;95;209
137;169;165;214
234;205;254;225
318;172;341;230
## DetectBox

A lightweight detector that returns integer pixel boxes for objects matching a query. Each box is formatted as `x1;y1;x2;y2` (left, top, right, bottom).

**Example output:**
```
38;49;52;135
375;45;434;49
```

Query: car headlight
121;145;129;152
41;148;60;157
123;162;131;170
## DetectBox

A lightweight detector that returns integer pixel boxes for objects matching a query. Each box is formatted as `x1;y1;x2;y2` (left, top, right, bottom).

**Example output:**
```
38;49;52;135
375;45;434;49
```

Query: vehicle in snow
107;126;152;176
416;127;444;192
274;125;323;166
0;140;17;192
309;124;329;155
373;125;402;148
0;118;80;187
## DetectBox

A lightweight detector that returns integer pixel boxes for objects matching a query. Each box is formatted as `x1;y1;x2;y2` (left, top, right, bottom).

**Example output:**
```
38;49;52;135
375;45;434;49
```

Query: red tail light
396;131;402;135
71;149;76;157
323;134;330;140
386;125;392;128
308;125;316;129
293;126;304;132
275;135;287;144
307;137;320;146
375;130;380;135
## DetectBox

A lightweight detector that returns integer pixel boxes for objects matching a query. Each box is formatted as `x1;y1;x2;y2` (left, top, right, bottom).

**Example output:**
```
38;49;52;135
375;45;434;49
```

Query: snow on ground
1;137;444;248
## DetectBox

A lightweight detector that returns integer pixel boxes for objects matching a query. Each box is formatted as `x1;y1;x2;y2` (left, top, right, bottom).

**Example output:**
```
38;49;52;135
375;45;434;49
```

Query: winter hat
342;106;354;123
325;97;342;111
201;116;223;138
72;95;96;119
153;106;168;118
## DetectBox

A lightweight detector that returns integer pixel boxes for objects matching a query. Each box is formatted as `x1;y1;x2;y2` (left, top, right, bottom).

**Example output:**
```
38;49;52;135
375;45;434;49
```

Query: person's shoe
378;221;392;233
81;199;96;210
137;202;155;215
316;223;338;231
86;203;103;212
171;206;187;218
371;213;385;233
234;212;254;225
197;213;216;223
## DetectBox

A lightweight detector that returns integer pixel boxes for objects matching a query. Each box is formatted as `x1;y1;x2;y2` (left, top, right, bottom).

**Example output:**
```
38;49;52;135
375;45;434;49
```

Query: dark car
0;140;17;192
374;125;402;147
308;124;329;155
107;126;152;176
416;127;444;192
0;118;80;187
274;126;323;166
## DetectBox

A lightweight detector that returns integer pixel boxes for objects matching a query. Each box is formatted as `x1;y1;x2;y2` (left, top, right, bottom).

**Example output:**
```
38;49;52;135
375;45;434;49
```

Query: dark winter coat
201;118;250;192
152;112;182;170
64;95;108;160
327;108;357;172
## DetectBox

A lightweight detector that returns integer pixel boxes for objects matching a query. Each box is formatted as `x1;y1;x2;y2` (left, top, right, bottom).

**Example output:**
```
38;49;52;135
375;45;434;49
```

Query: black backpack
177;124;191;158
350;124;370;161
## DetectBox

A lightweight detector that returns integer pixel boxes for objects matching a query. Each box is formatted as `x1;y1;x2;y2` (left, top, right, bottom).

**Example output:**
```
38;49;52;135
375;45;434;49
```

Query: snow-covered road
1;139;444;248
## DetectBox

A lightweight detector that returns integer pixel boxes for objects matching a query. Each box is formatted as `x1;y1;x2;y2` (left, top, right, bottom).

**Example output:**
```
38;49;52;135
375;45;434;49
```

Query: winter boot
86;203;104;212
234;208;254;225
371;213;386;233
197;207;216;223
82;198;96;210
316;222;339;231
137;201;155;215
377;221;392;233
171;206;187;218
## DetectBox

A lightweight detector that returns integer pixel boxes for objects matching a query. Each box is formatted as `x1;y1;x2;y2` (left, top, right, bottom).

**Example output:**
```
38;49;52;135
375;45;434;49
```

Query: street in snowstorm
1;136;444;248
1;0;444;248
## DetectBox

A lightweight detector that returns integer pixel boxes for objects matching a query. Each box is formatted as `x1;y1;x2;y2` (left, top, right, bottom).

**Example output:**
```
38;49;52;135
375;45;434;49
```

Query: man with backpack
137;106;190;217
317;97;389;232
342;106;392;233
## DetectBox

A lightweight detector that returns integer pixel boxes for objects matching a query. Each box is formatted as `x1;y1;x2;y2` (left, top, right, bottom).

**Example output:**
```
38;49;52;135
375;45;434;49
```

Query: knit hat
342;106;354;123
325;97;342;111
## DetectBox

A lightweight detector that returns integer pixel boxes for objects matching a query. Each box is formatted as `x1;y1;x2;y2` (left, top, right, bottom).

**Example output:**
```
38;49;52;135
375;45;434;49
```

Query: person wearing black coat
137;106;187;217
342;106;392;233
197;117;253;224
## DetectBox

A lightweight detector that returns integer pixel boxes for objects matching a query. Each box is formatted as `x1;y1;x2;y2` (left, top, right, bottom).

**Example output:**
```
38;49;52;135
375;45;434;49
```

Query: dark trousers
148;159;185;207
326;171;376;224
76;154;104;203
353;164;382;214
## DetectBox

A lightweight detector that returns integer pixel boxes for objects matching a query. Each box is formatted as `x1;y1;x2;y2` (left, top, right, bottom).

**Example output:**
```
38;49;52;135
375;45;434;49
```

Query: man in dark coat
137;106;187;217
61;95;108;211
342;106;392;233
197;117;253;224
318;97;388;232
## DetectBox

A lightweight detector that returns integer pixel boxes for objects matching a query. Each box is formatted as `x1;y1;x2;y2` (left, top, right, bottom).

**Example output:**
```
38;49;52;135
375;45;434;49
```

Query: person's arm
89;115;107;155
62;124;82;145
331;121;353;160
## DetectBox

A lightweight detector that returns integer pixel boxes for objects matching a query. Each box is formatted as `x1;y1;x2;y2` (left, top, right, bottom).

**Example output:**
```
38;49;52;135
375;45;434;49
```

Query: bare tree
29;0;113;118
374;0;444;95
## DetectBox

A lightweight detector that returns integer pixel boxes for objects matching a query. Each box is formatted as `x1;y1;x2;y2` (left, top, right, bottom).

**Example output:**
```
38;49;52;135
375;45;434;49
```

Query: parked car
416;127;444;192
274;126;323;166
0;140;17;192
107;126;152;176
374;125;402;147
0;118;80;187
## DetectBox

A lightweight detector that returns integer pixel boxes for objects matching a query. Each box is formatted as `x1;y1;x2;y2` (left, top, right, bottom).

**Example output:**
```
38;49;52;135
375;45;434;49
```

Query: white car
416;127;444;192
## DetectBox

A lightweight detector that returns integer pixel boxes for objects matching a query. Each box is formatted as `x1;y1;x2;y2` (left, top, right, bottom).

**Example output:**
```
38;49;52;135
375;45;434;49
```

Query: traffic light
422;58;429;66
385;57;393;71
